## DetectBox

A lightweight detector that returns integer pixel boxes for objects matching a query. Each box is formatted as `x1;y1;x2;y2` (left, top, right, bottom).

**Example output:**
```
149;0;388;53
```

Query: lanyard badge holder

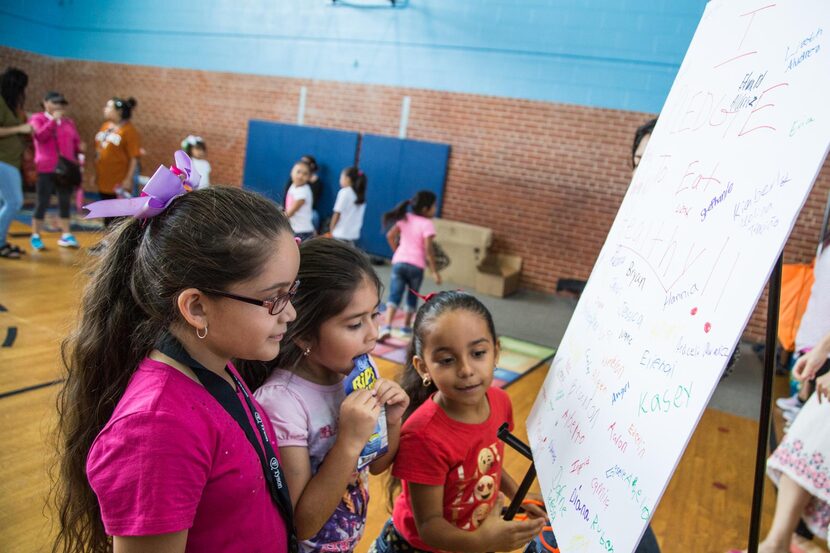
156;333;299;553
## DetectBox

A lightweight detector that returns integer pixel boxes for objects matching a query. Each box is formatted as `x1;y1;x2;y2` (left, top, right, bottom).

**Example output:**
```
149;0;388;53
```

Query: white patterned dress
767;393;830;538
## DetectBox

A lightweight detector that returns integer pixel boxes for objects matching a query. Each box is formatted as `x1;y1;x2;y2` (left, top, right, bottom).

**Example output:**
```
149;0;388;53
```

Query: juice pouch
343;354;389;470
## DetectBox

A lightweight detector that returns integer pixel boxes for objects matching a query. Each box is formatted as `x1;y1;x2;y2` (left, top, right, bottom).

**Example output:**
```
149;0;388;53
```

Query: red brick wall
4;45;828;342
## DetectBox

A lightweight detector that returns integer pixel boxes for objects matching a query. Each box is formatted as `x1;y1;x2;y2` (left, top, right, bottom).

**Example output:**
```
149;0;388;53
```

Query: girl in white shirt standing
329;166;367;246
181;135;211;188
285;160;315;241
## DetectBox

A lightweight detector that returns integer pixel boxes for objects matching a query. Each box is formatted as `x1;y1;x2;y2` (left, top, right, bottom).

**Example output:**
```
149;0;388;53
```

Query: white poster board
526;2;830;552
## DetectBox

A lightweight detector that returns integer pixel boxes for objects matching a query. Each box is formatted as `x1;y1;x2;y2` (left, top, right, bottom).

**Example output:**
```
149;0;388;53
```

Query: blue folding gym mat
357;134;450;257
242;120;359;221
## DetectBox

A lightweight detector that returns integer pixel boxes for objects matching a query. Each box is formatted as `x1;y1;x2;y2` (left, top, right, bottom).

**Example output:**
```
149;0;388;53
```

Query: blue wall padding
243;120;359;219
357;134;450;257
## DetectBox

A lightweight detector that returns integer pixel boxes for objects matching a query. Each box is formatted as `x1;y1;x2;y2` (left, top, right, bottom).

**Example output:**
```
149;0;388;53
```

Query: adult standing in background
28;91;84;250
0;67;31;259
632;117;656;170
94;97;140;228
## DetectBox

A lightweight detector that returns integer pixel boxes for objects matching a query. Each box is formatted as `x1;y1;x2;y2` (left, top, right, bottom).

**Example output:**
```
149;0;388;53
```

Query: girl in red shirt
374;291;545;553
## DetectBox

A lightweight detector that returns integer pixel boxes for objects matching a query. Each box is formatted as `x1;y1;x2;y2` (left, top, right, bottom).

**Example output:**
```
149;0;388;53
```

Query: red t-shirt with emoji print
391;387;514;551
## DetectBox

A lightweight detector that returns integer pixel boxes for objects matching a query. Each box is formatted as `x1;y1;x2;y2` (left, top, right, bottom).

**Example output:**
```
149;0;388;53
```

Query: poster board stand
748;255;783;553
497;423;537;521
502;256;783;553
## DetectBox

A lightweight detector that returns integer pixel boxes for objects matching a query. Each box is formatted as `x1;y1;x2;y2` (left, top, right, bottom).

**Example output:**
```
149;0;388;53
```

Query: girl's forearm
418;516;488;552
293;439;363;540
285;199;304;218
499;470;519;499
31;118;55;141
329;212;341;232
0;125;26;138
426;252;439;275
121;157;138;187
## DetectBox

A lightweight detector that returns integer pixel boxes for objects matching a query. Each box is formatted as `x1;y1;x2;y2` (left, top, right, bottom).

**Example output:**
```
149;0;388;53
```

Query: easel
497;423;537;521
498;255;783;553
748;255;783;553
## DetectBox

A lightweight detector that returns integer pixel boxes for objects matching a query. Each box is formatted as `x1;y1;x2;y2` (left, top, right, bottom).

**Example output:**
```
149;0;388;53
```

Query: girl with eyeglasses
243;238;409;553
54;185;300;553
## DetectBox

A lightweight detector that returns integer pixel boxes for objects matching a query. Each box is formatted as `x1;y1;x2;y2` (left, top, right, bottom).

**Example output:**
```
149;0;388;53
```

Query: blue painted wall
1;1;706;113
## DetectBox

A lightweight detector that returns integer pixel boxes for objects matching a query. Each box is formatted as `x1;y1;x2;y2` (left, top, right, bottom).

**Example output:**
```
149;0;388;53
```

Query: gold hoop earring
303;347;311;357
196;325;208;339
422;375;432;387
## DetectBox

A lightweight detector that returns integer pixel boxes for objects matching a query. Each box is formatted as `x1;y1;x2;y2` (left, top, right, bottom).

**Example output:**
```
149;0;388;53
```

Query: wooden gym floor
0;220;824;553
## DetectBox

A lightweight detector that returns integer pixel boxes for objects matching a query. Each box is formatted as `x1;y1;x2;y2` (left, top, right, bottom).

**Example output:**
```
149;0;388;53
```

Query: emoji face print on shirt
455;443;502;530
471;502;492;528
478;447;496;474
474;474;495;502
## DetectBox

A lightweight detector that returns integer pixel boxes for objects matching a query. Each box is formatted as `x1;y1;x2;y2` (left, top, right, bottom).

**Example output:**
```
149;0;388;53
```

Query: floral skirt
767;394;830;538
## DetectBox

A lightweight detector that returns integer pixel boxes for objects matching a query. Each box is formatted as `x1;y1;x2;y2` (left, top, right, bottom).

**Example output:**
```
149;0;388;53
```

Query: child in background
55;183;299;552
94;97;141;226
329;166;367;246
28;91;84;249
284;155;323;232
372;291;545;553
380;190;442;341
182;135;211;188
285;160;316;242
251;238;409;553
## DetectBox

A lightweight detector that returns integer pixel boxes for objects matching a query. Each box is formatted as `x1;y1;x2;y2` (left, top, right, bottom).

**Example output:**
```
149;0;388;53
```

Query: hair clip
84;150;201;219
409;289;438;303
181;134;203;148
410;289;469;304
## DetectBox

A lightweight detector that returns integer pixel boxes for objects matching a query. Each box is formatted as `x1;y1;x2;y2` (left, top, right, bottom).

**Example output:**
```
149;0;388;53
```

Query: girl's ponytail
342;166;367;205
112;96;137;120
53;187;293;553
54;218;162;553
382;199;411;230
353;172;367;205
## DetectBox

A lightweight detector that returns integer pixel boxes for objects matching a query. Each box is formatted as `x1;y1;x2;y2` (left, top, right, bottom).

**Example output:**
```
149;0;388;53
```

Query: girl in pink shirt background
28;91;84;250
380;190;442;341
54;185;299;553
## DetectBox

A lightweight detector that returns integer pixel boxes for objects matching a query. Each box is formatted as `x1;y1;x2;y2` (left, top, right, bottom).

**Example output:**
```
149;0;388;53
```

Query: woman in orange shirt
94;97;141;227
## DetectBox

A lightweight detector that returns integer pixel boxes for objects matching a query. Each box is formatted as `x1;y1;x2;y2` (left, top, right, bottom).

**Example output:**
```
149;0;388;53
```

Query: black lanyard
156;333;297;552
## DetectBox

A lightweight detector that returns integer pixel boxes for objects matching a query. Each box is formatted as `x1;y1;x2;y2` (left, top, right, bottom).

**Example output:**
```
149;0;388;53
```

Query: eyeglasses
202;279;300;316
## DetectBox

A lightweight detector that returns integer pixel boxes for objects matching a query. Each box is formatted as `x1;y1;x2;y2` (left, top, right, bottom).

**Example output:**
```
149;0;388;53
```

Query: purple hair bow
84;150;202;219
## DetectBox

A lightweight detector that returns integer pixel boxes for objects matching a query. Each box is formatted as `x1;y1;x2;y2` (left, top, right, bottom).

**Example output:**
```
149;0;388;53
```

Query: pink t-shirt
86;359;289;553
254;370;370;553
391;213;436;269
28;112;82;173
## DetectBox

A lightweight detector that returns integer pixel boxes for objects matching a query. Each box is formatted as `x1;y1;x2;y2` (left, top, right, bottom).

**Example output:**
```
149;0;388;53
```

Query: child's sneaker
775;393;804;411
57;234;80;248
782;408;801;423
30;234;44;251
378;325;392;342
